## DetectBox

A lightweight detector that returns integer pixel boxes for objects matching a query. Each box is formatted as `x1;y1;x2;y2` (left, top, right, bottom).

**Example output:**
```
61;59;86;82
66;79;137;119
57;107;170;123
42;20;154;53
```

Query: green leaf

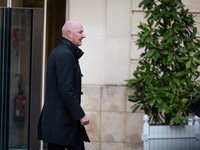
132;105;140;113
144;11;151;18
161;51;169;55
186;60;191;69
192;59;197;66
170;118;175;125
170;116;180;126
146;43;154;48
146;63;150;73
156;97;162;103
141;103;148;110
179;49;188;53
147;79;152;86
131;103;139;109
138;61;144;66
194;42;200;48
179;90;189;96
176;70;187;77
180;115;188;122
181;105;189;112
168;53;173;61
194;59;200;65
147;49;155;57
164;105;170;113
128;95;138;102
149;99;156;106
192;27;197;37
173;78;180;86
161;58;167;65
179;118;185;127
145;93;154;99
141;22;149;28
181;57;190;60
175;56;182;62
125;79;137;85
190;52;196;57
188;43;193;50
154;51;160;61
163;32;170;40
138;0;145;8
184;37;192;42
150;15;158;21
180;79;186;85
143;31;150;37
177;3;185;9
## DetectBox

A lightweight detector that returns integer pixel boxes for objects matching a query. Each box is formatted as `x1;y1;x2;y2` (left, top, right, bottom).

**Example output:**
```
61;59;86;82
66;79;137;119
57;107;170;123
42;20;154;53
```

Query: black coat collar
61;37;84;60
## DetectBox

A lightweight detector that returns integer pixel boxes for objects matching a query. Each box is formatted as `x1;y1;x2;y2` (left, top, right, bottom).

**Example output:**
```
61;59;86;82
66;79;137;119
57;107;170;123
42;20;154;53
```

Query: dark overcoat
38;37;90;146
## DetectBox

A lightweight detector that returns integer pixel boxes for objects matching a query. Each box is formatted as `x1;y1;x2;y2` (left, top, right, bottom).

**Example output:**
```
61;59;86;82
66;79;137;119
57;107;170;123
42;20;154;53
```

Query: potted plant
126;0;200;149
126;0;200;127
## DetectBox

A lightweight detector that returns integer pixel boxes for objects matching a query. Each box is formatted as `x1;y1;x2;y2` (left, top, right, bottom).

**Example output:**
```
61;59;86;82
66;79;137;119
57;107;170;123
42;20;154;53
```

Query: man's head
62;20;86;47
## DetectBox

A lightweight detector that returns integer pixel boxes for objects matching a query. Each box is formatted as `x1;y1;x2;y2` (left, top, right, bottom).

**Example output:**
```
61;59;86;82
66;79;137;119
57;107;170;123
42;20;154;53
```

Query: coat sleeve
55;51;85;121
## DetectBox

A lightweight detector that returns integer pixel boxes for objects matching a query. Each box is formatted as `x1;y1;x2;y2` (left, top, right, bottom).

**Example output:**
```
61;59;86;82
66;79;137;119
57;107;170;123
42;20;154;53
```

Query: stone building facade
67;0;200;150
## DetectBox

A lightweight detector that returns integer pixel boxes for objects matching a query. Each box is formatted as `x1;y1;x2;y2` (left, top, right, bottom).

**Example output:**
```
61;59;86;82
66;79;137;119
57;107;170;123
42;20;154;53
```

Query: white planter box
141;114;200;150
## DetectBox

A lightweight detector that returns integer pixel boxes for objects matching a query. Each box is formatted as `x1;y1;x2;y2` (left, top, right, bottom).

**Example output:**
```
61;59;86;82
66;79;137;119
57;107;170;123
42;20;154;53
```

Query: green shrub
126;0;200;127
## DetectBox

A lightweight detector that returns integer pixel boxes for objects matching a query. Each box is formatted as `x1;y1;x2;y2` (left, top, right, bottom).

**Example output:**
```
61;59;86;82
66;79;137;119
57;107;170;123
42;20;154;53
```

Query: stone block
69;0;106;36
129;60;139;79
125;143;143;150
85;142;100;150
194;14;200;37
81;86;101;111
101;112;126;142
126;88;134;113
131;36;144;60
131;12;146;35
125;112;144;143
132;0;143;11
124;113;144;150
101;142;125;150
106;0;131;37
102;86;127;112
105;37;130;85
182;0;200;12
80;36;105;85
85;111;101;141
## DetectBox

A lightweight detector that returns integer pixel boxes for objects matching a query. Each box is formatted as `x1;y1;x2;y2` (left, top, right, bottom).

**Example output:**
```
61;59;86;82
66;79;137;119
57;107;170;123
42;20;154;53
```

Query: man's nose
82;33;86;38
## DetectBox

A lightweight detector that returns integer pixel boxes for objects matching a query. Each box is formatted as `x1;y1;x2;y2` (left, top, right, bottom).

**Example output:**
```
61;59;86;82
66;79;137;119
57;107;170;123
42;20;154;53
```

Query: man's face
70;23;86;47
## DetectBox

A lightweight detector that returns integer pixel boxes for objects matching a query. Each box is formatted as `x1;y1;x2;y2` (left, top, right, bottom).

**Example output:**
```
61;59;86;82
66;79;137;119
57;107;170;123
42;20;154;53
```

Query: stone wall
67;0;200;149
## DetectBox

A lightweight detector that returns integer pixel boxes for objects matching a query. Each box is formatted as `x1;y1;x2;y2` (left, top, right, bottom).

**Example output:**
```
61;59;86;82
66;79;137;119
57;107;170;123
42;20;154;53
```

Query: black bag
191;94;200;117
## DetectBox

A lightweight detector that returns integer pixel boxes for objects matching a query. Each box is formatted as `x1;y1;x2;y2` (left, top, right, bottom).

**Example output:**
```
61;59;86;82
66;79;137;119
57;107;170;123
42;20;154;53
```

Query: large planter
141;115;200;150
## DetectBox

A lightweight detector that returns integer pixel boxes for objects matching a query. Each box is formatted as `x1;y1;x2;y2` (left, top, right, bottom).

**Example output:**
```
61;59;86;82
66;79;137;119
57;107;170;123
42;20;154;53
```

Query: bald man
38;20;90;150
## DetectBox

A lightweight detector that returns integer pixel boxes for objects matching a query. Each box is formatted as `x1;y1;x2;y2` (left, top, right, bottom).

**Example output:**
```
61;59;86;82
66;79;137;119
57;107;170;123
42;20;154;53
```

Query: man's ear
66;30;71;39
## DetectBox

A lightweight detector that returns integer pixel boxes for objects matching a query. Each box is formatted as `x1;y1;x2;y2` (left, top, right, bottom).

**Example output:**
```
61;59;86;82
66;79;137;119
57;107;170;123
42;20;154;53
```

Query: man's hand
80;115;89;126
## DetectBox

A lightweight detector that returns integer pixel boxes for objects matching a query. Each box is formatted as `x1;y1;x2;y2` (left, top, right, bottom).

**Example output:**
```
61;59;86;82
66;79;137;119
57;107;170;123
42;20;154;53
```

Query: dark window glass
8;9;32;149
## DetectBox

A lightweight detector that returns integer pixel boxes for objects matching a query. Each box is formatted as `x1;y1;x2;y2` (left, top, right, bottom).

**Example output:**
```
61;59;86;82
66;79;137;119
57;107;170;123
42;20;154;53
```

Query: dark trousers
48;127;85;150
